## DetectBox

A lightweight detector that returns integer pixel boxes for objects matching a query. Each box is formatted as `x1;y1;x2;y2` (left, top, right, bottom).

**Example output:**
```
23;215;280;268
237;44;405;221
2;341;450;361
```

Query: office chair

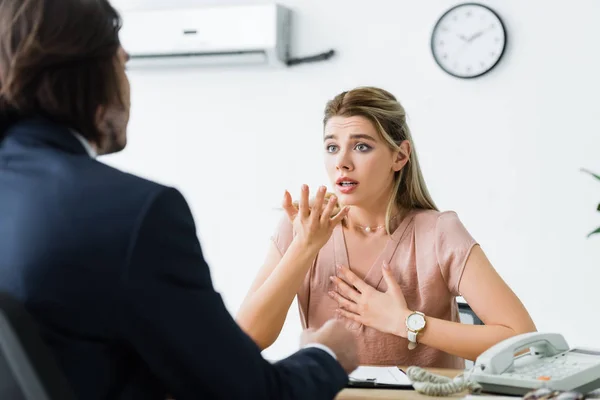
0;293;76;400
457;300;483;369
458;301;483;326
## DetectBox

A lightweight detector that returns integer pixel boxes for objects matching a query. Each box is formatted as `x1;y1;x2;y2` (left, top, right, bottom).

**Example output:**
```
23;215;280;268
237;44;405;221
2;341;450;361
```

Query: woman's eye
355;143;371;152
326;144;338;153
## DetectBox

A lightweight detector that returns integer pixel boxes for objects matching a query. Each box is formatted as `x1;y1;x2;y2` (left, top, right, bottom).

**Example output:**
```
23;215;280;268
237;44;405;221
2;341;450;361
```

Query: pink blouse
271;209;477;368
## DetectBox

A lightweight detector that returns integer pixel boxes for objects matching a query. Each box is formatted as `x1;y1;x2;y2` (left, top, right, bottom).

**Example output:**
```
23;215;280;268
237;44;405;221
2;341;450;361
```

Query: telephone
470;332;600;396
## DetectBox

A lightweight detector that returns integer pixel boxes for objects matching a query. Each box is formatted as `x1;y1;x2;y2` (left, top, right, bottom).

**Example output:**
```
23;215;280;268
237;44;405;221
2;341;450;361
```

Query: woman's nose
336;151;353;171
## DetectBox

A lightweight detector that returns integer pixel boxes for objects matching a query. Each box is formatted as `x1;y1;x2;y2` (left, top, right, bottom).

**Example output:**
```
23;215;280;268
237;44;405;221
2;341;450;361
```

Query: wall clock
431;3;507;78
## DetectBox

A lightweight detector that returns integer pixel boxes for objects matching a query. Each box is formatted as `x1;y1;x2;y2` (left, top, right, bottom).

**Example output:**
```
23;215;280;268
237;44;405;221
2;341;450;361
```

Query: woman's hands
282;185;349;252
329;262;411;337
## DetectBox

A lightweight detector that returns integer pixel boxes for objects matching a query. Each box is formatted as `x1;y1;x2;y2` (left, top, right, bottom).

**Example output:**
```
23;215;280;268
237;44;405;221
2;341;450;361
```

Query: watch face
407;313;426;330
431;3;507;78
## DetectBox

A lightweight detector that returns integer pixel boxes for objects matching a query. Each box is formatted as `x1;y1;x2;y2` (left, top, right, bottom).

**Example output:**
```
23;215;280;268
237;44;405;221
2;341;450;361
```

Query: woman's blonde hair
324;86;438;234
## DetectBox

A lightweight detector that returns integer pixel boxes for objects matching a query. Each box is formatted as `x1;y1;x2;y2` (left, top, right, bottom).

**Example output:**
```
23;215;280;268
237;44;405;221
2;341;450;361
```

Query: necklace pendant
365;226;372;233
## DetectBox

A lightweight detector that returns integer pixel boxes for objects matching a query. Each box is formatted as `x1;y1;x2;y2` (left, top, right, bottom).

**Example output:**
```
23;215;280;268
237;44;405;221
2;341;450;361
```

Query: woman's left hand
329;262;411;338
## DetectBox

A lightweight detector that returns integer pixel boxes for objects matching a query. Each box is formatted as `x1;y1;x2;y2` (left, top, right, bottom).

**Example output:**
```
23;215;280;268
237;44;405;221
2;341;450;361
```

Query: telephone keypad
512;357;586;381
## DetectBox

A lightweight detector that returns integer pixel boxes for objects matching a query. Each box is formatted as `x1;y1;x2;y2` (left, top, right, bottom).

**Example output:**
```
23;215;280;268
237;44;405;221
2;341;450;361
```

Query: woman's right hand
282;184;349;251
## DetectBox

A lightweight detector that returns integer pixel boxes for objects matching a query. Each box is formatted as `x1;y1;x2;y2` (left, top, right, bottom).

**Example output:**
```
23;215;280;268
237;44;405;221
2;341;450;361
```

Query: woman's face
323;115;408;208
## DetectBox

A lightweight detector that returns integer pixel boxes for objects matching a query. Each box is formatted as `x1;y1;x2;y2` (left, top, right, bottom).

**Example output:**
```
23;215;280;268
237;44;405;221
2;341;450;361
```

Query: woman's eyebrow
323;133;376;141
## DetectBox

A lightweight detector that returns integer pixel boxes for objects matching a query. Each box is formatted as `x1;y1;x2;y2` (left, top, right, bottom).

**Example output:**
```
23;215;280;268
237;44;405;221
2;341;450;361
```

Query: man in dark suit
0;0;358;399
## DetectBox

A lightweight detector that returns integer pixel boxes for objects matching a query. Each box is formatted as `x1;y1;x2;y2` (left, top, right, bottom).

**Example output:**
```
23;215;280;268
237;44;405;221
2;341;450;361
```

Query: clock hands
467;24;497;42
455;23;495;44
467;30;484;42
444;24;499;71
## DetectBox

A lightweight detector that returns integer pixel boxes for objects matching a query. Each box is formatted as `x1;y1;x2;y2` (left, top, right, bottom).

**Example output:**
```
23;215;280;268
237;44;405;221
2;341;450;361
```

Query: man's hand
300;319;359;374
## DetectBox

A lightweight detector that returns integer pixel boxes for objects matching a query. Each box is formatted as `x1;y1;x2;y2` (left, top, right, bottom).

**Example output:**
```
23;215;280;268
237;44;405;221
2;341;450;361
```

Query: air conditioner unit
119;4;292;68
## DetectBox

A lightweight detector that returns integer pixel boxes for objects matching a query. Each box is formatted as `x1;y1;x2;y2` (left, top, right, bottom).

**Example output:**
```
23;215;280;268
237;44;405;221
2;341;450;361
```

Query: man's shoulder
89;160;171;199
80;161;187;226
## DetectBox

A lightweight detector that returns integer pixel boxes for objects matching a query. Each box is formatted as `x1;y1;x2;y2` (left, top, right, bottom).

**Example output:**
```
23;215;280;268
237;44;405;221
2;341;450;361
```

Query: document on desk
348;366;412;388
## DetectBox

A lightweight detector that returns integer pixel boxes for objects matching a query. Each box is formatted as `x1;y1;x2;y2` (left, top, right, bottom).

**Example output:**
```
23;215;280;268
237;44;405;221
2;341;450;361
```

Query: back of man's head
0;0;123;144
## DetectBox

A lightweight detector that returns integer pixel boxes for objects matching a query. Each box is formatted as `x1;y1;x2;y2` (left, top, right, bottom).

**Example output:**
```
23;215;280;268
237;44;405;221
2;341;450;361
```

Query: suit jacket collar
71;131;97;158
2;117;91;156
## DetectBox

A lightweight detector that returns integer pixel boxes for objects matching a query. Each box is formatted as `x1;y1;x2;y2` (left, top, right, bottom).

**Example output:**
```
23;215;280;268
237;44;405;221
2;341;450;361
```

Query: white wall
107;0;600;360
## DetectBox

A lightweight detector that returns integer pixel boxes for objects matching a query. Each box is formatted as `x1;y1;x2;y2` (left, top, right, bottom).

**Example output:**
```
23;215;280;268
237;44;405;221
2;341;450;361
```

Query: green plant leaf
581;168;600;181
588;226;600;238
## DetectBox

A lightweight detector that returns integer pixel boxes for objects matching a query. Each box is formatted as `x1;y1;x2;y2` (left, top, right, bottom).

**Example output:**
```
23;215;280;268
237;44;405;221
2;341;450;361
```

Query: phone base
479;377;600;397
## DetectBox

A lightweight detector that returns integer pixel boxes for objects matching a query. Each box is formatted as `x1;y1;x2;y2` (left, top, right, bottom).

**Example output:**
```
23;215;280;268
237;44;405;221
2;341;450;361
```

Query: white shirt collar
71;131;97;158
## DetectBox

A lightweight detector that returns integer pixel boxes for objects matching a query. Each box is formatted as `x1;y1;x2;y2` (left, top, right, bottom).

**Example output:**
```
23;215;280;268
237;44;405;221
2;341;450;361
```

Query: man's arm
118;187;348;400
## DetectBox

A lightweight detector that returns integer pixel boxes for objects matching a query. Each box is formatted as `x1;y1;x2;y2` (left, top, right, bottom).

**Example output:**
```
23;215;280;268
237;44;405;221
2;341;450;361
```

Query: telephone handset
475;332;569;375
470;332;600;395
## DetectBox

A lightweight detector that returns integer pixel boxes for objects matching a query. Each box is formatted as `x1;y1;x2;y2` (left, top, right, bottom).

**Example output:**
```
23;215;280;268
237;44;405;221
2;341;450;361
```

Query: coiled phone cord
406;366;483;396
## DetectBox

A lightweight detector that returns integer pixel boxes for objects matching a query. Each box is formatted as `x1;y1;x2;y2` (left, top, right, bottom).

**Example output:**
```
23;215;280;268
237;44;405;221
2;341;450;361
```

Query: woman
237;86;536;368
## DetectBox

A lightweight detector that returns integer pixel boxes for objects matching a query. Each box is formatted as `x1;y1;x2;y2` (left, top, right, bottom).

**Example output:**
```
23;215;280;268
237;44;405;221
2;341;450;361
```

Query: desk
336;368;464;400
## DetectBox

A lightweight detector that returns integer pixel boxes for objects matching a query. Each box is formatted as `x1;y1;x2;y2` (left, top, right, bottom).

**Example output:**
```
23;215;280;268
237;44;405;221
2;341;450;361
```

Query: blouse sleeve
435;211;478;296
270;212;295;256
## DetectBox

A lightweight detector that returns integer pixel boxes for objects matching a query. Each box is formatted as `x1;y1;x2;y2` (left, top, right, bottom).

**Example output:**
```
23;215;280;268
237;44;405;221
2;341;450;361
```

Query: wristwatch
405;311;426;350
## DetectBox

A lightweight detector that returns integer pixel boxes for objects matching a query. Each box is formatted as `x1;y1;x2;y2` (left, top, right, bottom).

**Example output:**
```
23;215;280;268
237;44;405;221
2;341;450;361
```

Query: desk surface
336;368;465;400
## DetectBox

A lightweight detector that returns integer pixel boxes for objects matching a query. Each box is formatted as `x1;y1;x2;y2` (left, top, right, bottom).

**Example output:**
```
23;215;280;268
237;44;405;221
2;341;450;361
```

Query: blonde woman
237;87;536;368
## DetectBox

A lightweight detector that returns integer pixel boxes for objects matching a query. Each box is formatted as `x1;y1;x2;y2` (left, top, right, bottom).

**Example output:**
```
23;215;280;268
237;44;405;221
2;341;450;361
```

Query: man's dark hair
0;0;123;141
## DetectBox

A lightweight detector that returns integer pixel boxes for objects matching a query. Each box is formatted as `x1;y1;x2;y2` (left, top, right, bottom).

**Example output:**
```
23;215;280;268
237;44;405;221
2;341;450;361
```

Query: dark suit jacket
0;117;347;400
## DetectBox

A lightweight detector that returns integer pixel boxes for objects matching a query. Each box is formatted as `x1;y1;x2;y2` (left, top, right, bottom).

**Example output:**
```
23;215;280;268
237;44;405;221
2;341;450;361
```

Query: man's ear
95;105;106;130
392;140;411;172
92;105;107;152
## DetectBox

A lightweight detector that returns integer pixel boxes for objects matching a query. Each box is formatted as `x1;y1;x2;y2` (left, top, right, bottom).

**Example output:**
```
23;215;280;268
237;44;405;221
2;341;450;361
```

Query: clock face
407;314;425;330
431;3;507;78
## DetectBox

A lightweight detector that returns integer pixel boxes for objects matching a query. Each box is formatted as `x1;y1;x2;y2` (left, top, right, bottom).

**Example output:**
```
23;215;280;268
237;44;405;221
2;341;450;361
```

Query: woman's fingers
321;194;337;223
328;290;359;314
330;276;361;302
330;206;350;226
337;266;370;294
281;190;297;222
310;186;326;222
298;184;309;219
